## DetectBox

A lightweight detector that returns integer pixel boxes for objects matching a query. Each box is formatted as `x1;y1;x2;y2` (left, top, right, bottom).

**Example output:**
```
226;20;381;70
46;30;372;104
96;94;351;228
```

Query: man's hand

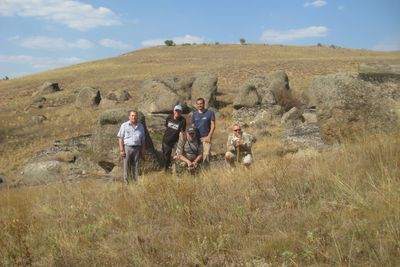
120;151;126;158
204;136;211;143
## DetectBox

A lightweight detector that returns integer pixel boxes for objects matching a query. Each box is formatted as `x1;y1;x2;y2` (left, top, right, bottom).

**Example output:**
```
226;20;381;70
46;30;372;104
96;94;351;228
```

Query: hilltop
0;44;399;180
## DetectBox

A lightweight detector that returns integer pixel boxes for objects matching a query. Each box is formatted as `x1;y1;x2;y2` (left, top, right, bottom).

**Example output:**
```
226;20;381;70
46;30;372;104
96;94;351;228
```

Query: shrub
164;40;175;46
240;38;246;45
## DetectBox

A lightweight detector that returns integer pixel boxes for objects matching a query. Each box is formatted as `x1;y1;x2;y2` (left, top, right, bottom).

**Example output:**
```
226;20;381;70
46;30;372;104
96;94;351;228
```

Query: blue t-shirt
192;109;215;138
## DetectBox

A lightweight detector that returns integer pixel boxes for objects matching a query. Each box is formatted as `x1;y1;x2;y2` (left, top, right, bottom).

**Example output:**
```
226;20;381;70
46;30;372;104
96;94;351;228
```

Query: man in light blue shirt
117;111;145;183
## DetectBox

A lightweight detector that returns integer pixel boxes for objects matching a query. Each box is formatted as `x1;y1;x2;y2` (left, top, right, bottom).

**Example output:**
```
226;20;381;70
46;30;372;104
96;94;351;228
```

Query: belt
125;145;141;147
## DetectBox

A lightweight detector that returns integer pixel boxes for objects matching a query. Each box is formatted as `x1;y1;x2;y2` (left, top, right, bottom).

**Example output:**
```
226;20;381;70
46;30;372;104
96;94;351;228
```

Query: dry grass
0;133;398;266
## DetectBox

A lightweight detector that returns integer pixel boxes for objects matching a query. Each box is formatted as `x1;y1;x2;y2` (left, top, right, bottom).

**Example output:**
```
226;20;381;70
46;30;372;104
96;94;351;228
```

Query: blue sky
0;0;399;78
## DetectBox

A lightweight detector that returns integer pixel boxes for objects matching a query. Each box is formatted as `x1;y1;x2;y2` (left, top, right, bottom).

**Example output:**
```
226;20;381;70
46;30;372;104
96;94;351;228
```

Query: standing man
162;104;186;172
192;97;216;165
225;124;256;167
117;110;145;184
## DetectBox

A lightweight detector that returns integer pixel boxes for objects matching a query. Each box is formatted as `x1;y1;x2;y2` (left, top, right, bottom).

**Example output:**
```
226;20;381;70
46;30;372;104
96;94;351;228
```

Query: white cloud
141;34;206;47
304;0;327;8
0;0;119;30
99;39;132;50
7;35;20;41
141;39;164;47
12;36;94;49
0;54;86;69
173;35;205;44
261;26;328;43
371;39;400;51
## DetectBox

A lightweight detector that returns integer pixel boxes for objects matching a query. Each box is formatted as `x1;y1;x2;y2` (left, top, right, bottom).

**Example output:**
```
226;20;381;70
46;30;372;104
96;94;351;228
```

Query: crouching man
225;124;256;167
175;127;203;174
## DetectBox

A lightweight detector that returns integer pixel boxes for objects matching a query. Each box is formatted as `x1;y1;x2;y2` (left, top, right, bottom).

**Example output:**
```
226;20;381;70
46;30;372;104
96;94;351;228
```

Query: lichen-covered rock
308;73;400;143
75;87;101;108
191;73;218;108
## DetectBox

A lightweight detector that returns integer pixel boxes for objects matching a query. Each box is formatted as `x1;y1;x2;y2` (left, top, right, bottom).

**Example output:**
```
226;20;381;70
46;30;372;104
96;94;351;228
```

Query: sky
0;0;399;78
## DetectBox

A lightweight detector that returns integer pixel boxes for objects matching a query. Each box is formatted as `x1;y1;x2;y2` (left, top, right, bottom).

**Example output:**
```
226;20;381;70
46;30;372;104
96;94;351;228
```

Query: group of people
117;97;256;184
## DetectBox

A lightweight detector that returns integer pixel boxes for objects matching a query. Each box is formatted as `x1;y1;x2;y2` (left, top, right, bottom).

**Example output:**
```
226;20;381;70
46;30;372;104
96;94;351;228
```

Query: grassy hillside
0;133;398;266
0;44;400;265
1;44;399;178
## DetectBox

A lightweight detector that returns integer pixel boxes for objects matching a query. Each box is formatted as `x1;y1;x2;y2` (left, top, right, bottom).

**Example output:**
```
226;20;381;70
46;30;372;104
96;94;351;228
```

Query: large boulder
20;135;104;185
191;73;218;108
308;73;400;143
233;77;264;109
138;80;182;114
75;87;101;108
162;76;195;101
35;81;60;95
233;70;296;110
92;108;162;175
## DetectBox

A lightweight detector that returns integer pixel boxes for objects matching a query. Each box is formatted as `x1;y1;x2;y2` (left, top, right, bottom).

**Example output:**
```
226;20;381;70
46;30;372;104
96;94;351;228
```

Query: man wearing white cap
162;104;186;172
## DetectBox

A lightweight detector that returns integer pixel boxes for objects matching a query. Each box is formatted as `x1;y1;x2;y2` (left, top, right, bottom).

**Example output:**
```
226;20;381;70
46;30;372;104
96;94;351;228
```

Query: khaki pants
225;151;253;166
200;137;211;164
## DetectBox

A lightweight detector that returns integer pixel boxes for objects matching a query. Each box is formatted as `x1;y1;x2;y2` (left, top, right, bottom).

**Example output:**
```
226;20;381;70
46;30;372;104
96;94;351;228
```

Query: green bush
164;40;175;46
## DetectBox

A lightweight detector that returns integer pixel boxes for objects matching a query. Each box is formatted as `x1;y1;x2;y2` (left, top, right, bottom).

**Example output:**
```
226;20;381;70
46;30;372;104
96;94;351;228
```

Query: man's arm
227;135;235;152
140;125;146;158
193;154;203;166
118;139;125;157
204;119;215;143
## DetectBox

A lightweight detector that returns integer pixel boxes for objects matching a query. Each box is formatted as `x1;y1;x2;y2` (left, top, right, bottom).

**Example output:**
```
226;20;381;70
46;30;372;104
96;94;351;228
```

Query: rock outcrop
35;81;60;96
138;73;218;114
233;70;299;126
75;87;101;108
308;72;400;143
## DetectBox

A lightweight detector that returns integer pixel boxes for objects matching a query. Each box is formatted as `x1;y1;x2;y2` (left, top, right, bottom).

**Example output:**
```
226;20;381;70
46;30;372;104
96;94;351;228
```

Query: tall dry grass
0;133;399;266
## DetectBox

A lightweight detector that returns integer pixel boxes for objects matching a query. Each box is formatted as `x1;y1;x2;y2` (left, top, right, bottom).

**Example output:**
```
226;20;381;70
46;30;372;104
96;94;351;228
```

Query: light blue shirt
117;121;145;146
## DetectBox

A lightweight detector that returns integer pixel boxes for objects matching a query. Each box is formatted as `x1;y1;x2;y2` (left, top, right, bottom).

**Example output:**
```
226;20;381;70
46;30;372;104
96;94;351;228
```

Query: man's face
173;109;182;118
232;126;241;137
129;112;138;124
188;131;196;141
196;100;205;111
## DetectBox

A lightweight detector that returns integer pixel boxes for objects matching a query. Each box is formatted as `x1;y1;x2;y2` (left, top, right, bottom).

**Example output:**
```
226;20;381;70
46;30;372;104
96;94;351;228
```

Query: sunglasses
233;129;241;132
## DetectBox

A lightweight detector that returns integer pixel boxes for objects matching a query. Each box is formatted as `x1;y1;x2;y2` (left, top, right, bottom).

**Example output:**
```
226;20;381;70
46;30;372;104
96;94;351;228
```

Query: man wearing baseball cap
162;104;186;172
175;127;203;174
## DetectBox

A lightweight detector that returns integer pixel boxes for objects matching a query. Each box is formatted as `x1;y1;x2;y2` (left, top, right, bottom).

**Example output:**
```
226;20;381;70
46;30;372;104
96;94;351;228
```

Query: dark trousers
162;142;176;171
124;145;141;183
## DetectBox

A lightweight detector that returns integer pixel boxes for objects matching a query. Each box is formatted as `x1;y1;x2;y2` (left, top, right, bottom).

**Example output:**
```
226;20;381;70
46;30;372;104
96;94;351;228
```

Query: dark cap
187;127;196;133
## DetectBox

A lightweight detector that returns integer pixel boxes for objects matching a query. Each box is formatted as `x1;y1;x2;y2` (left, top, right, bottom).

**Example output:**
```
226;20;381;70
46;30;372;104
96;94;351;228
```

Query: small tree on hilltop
240;38;246;45
164;40;175;46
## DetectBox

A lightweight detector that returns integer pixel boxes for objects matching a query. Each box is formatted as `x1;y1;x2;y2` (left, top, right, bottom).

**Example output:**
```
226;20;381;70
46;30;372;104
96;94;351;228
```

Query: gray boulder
281;107;302;125
31;115;47;124
233;78;263;109
162;76;195;101
191;73;218;108
36;81;60;95
106;89;131;102
138;80;182;114
233;70;296;110
308;73;400;143
20;135;104;185
75;87;101;108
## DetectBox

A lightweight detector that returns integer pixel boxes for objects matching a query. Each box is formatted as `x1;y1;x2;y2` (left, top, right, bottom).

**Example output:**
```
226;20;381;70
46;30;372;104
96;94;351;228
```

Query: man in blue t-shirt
191;97;216;164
